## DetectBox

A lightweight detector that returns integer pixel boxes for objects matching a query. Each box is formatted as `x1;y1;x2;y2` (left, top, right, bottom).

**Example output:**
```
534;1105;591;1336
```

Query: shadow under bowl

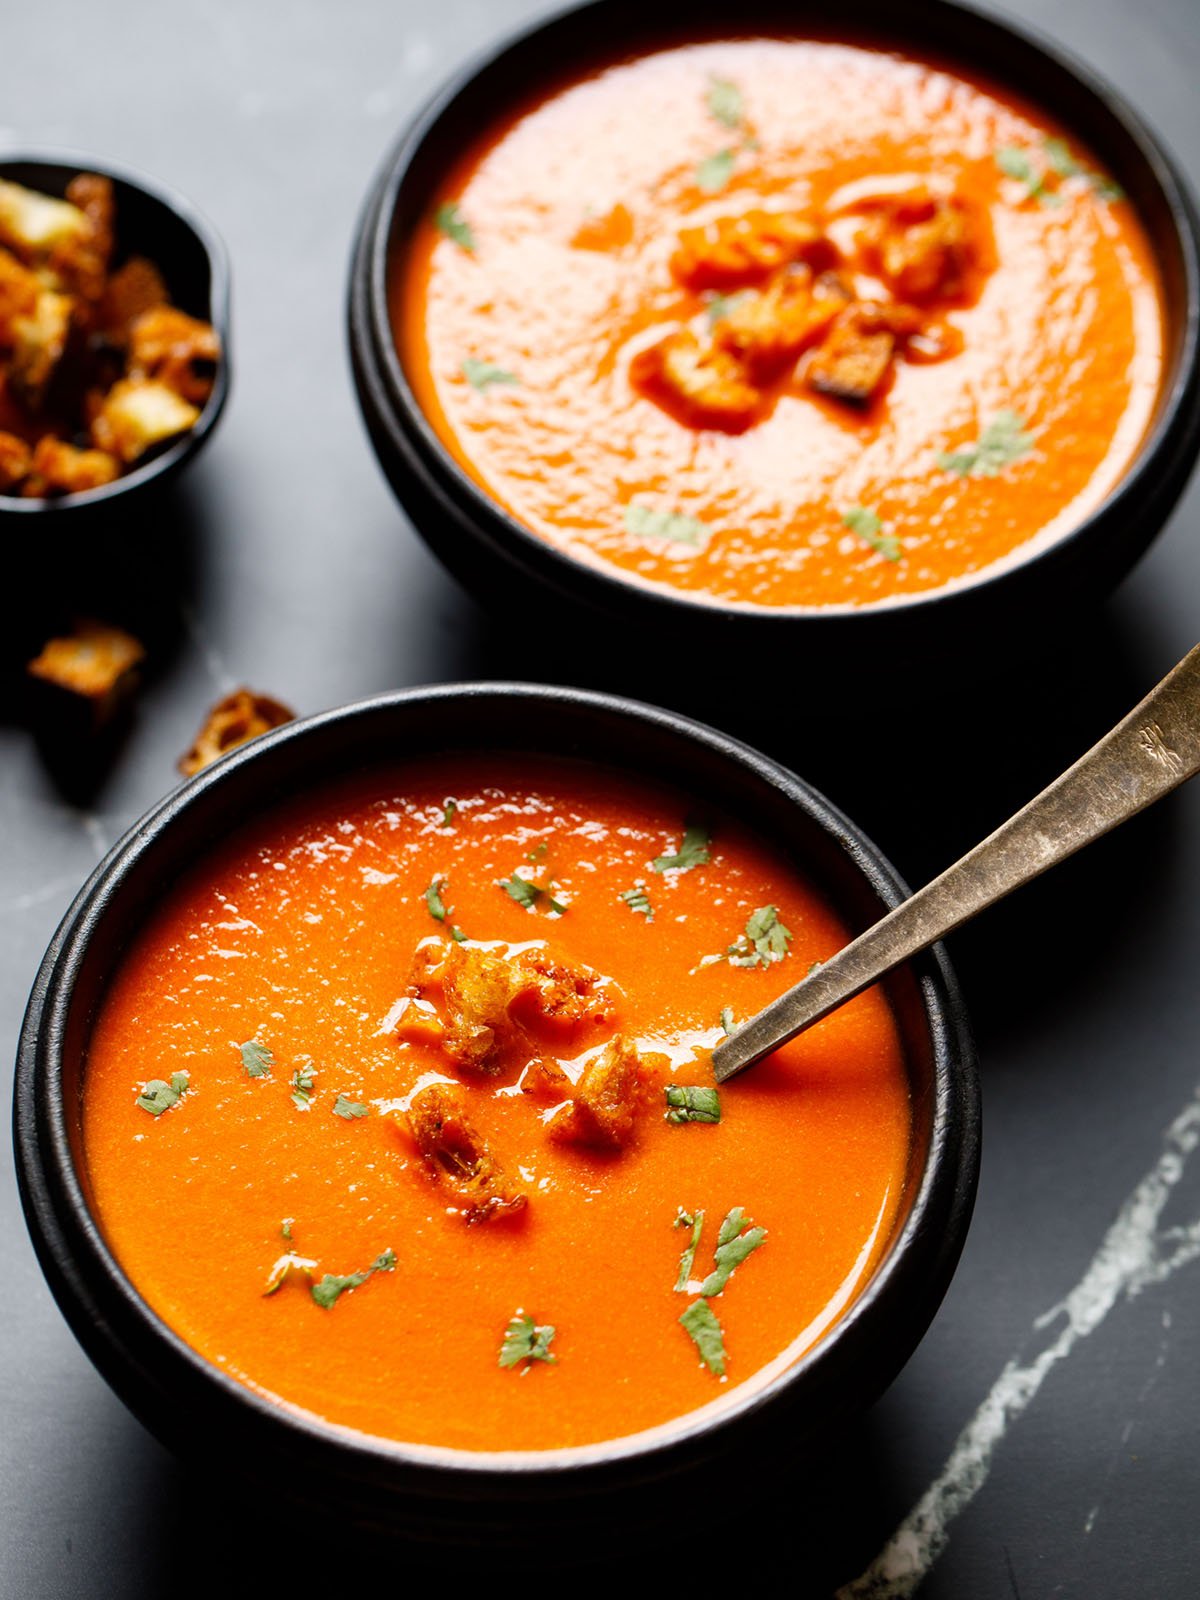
348;0;1200;678
14;683;978;1545
0;148;230;521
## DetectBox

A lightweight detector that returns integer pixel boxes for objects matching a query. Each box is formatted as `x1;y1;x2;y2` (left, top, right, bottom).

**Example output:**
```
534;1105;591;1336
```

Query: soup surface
84;760;910;1452
399;38;1163;609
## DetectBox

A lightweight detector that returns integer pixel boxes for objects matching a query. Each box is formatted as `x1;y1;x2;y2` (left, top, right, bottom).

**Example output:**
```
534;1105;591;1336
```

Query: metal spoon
712;641;1200;1084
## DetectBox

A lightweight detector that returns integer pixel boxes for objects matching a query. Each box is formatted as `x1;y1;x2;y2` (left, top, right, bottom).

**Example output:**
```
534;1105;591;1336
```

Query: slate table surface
4;1;1200;1594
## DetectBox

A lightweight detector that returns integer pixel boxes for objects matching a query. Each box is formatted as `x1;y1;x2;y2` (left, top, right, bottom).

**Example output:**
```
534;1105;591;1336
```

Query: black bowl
14;683;979;1543
348;0;1200;676
0;148;230;517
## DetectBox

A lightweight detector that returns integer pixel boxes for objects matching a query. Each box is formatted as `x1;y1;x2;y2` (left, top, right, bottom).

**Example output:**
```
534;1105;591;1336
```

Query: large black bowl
348;0;1200;674
13;683;978;1544
0;148;230;519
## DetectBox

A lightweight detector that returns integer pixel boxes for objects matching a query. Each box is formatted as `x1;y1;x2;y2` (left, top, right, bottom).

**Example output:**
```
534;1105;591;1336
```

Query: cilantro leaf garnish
426;877;448;923
463;358;519;391
994;144;1056;204
843;506;901;563
722;904;792;968
665;1085;722;1125
281;1218;294;1241
434;201;476;252
674;1208;705;1292
624;502;708;547
706;76;744;130
333;1093;369;1120
679;1298;727;1375
1043;137;1123;200
720;1007;735;1035
311;1247;396;1310
263;1251;317;1296
291;1065;316;1110
442;798;458;828
937;411;1035;478
699;1207;767;1298
239;1039;273;1078
501;874;566;915
621;884;653;920
136;1070;190;1116
653;823;711;874
499;1311;558;1369
696;147;736;193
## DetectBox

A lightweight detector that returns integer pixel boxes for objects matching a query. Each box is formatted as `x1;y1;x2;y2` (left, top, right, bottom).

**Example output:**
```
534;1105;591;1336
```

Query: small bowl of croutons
0;150;229;512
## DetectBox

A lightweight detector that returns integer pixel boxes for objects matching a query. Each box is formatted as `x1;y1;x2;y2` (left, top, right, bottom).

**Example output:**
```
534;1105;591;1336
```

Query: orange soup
398;39;1163;610
83;761;910;1452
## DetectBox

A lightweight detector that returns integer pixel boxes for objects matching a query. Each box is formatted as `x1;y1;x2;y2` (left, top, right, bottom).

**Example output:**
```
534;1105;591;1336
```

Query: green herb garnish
136;1071;190;1117
696;147;736;193
699;1207;767;1297
434;201;476;252
720;1007;735;1035
705;289;749;329
679;1298;727;1375
281;1218;294;1241
621;884;653;920
843;506;901;562
994;145;1059;206
706;76;744;130
239;1039;273;1078
426;876;448;923
937;411;1035;478
311;1248;396;1310
653;823;711;874
501;874;566;915
674;1208;705;1292
442;799;458;827
290;1065;316;1110
1043;137;1123;200
463;358;519;391
665;1085;722;1125
724;905;792;968
263;1251;317;1296
624;502;708;547
333;1093;369;1120
499;1311;558;1369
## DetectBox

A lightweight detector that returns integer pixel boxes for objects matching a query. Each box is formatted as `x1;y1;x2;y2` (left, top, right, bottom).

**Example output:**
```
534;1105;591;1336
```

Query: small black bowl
14;683;978;1544
349;0;1200;676
0;148;230;517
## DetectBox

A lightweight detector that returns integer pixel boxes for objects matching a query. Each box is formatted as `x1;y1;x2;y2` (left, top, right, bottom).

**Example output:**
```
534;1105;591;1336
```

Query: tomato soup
398;39;1163;609
83;761;910;1452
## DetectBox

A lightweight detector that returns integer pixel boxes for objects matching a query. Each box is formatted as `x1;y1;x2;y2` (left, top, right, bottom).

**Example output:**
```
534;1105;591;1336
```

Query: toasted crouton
671;209;832;291
9;290;73;407
90;377;200;462
0;429;31;490
178;689;295;777
806;310;897;405
27;619;145;719
0;250;40;346
631;329;760;432
128;307;221;404
714;269;852;381
547;1036;660;1150
97;256;169;341
47;174;115;303
404;1082;526;1221
25;436;119;496
0;179;90;260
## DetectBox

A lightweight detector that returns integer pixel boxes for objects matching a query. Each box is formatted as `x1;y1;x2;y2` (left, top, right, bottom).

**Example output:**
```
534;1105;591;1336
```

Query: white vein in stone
838;1086;1200;1599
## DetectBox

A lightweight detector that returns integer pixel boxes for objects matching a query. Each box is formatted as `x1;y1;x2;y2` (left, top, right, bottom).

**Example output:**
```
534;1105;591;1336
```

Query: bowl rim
354;0;1200;626
0;143;231;514
14;680;979;1487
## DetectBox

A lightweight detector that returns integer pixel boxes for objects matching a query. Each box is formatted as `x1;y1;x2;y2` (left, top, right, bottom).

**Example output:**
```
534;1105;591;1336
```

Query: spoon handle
713;642;1200;1084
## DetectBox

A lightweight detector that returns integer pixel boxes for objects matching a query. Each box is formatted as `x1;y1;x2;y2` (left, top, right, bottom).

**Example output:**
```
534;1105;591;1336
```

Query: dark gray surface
3;2;1199;1595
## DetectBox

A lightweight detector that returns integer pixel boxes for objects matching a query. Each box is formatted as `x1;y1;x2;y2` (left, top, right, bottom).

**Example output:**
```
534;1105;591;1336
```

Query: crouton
671;209;832;291
128;306;221;404
855;192;981;302
97;256;169;341
404;1082;526;1221
0;179;90;260
714;268;852;381
48;174;115;303
25;436;119;496
547;1036;661;1150
9;291;73;407
631;329;760;432
90;377;200;463
805;311;896;405
0;430;30;490
0;250;39;346
178;689;295;777
26;619;145;719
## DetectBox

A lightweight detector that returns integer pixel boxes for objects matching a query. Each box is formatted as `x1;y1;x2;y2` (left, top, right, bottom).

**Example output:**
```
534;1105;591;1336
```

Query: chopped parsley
442;798;458;828
290;1065;316;1110
499;1311;558;1369
624;502;708;547
333;1093;369;1120
136;1071;189;1116
696;147;736;193
434;201;476;252
621;884;653;920
674;1208;705;1291
679;1298;727;1375
720;1007;736;1035
843;505;901;563
937;411;1035;478
706;76;744;130
665;1085;722;1125
311;1248;396;1310
653;823;711;874
699;1207;767;1297
501;874;566;915
263;1251;317;1296
462;357;519;391
239;1039;273;1078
